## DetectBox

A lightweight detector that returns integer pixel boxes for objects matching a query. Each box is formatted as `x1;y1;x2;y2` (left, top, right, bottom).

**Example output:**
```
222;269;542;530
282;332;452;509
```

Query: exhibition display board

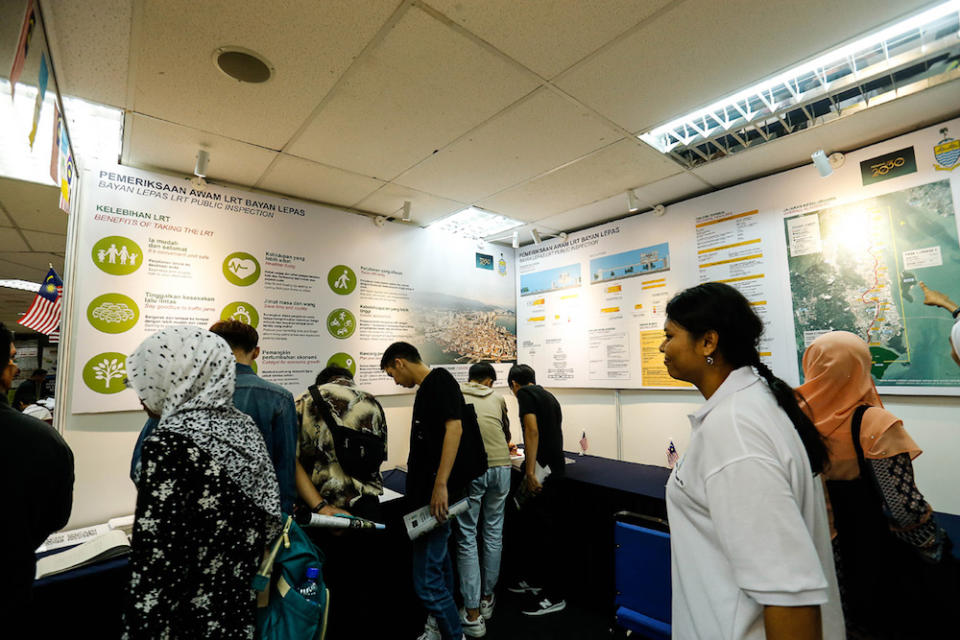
70;165;516;413
517;118;960;394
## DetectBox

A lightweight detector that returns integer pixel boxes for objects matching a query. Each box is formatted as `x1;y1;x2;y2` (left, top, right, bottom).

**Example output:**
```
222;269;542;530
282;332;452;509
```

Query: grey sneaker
459;608;487;637
506;580;541;594
521;596;566;616
479;593;496;620
418;615;441;640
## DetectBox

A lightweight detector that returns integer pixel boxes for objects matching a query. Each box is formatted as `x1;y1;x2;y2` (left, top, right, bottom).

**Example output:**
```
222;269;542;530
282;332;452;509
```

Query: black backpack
447;401;488;495
307;385;386;484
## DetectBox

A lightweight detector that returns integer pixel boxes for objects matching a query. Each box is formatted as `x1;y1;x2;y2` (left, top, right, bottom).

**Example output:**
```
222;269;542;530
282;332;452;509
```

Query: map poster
69;164;516;413
785;179;960;388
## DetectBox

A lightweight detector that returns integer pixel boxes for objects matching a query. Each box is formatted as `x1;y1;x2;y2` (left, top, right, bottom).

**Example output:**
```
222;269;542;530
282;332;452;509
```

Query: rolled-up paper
295;511;385;530
403;498;470;540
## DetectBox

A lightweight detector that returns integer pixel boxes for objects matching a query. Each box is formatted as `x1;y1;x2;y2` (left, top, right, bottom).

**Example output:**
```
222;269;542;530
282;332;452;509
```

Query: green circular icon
327;265;357;295
92;236;143;275
220;301;259;328
326;308;356;339
222;251;261;286
327;352;357;375
87;293;139;333
82;352;129;394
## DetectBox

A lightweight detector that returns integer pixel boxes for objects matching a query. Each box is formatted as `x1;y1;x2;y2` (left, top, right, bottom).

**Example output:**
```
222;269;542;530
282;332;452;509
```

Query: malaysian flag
19;268;62;335
666;440;679;468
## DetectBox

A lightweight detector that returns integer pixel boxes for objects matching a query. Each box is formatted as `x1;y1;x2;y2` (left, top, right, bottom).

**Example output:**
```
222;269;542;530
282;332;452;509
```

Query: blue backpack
254;515;329;640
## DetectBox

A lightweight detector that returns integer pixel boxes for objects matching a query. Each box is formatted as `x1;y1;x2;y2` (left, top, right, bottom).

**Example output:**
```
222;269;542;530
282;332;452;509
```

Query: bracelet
312;499;327;513
952;307;960;319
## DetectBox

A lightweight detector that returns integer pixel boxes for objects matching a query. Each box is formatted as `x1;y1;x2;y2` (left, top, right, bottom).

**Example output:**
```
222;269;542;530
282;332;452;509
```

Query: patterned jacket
295;377;386;507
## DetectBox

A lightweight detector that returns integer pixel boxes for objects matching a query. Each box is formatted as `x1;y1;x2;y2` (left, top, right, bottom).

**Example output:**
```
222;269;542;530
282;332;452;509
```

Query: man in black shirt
0;324;74;629
381;342;463;640
507;364;566;616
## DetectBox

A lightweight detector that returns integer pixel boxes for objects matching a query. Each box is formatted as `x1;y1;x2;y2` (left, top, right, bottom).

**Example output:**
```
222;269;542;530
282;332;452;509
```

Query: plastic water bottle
297;567;321;605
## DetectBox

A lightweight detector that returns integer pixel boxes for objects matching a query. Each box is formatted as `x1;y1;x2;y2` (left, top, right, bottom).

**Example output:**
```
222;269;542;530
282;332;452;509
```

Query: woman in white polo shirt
660;282;843;640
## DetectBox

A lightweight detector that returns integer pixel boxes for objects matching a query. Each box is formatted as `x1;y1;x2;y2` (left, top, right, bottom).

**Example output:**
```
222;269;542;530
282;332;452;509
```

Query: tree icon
92;357;125;389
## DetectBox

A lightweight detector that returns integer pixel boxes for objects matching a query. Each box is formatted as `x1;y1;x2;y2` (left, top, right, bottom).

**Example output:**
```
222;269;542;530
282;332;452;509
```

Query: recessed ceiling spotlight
214;47;274;83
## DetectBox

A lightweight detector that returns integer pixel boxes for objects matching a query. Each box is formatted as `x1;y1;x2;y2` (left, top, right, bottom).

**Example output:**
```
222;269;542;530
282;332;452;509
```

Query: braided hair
665;282;828;474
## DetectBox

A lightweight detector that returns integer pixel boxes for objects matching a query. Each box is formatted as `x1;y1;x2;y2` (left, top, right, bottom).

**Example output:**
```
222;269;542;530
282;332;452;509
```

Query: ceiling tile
43;0;131;108
130;0;399;148
555;0;934;133
0;234;30;252
124;113;278;187
394;88;622;202
424;0;673;78
0;252;64;276
257;154;384;208
630;172;713;208
0;177;64;234
353;183;468;226
286;5;540;179
21;229;67;253
478;138;682;221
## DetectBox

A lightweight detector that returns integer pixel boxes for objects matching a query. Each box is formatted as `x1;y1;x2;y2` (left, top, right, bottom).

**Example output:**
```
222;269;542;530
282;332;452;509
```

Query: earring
705;356;714;365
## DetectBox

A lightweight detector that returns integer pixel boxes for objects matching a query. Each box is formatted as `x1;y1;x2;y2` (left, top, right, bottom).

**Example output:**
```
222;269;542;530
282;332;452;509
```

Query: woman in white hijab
122;327;281;640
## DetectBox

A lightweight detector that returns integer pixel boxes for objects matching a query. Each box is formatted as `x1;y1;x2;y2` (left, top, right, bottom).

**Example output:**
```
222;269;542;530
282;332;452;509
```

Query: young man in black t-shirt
507;364;567;617
381;342;464;640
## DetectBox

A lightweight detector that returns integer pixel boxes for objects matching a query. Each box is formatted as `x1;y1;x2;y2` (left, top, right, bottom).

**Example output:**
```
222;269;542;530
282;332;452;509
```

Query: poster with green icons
70;164;517;414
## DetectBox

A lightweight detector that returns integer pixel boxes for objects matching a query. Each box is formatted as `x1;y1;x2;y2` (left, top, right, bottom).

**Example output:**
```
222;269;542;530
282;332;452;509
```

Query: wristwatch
312;499;327;513
952;306;960;319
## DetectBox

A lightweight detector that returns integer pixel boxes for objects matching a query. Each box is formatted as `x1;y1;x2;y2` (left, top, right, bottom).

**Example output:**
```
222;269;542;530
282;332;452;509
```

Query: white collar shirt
666;366;844;639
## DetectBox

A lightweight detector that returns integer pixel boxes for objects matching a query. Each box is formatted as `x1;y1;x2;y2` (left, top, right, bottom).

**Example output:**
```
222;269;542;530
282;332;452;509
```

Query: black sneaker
521;596;566;616
507;580;542;595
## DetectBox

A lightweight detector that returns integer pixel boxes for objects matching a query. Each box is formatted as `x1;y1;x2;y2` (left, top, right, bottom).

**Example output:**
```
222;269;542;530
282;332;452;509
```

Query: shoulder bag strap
850;404;871;467
308;385;340;430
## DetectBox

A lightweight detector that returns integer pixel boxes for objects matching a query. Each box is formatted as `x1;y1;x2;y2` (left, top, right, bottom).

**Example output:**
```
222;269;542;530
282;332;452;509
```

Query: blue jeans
411;521;462;639
454;466;511;609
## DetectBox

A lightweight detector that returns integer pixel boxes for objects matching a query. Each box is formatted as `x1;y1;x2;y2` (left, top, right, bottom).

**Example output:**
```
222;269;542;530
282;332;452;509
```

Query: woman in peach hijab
797;331;957;639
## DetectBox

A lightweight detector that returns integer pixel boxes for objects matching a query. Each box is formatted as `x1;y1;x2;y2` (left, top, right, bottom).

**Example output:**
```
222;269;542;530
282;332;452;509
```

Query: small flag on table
578;430;588;455
666;440;679;468
19;268;62;336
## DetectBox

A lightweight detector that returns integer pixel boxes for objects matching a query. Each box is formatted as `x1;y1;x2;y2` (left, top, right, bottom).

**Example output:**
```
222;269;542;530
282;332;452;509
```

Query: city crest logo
933;127;960;171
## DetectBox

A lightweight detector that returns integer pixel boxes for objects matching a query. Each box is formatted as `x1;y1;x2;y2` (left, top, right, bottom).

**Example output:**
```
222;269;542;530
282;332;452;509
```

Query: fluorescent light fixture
428;206;524;240
531;228;542;245
0;279;42;292
61;94;123;167
639;1;960;164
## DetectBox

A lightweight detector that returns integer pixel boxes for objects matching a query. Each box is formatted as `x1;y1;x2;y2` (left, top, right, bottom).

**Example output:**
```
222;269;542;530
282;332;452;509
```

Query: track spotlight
401;200;412;222
627;190;641;212
511;231;519;249
194;149;210;178
531;228;542;245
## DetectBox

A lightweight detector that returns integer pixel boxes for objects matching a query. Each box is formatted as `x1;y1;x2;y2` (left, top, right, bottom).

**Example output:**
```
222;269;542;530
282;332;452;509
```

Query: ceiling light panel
639;1;960;169
427;206;523;240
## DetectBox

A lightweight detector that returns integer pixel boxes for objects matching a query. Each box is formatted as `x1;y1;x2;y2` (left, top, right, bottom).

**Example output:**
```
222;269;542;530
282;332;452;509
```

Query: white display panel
518;118;960;394
70;164;517;413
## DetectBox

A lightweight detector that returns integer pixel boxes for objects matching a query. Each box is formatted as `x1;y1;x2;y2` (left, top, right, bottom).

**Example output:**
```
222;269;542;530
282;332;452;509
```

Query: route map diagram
786;179;960;387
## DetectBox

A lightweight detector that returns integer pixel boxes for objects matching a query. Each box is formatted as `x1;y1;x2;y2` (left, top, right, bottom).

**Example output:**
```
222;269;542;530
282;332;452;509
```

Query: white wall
62;383;960;530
